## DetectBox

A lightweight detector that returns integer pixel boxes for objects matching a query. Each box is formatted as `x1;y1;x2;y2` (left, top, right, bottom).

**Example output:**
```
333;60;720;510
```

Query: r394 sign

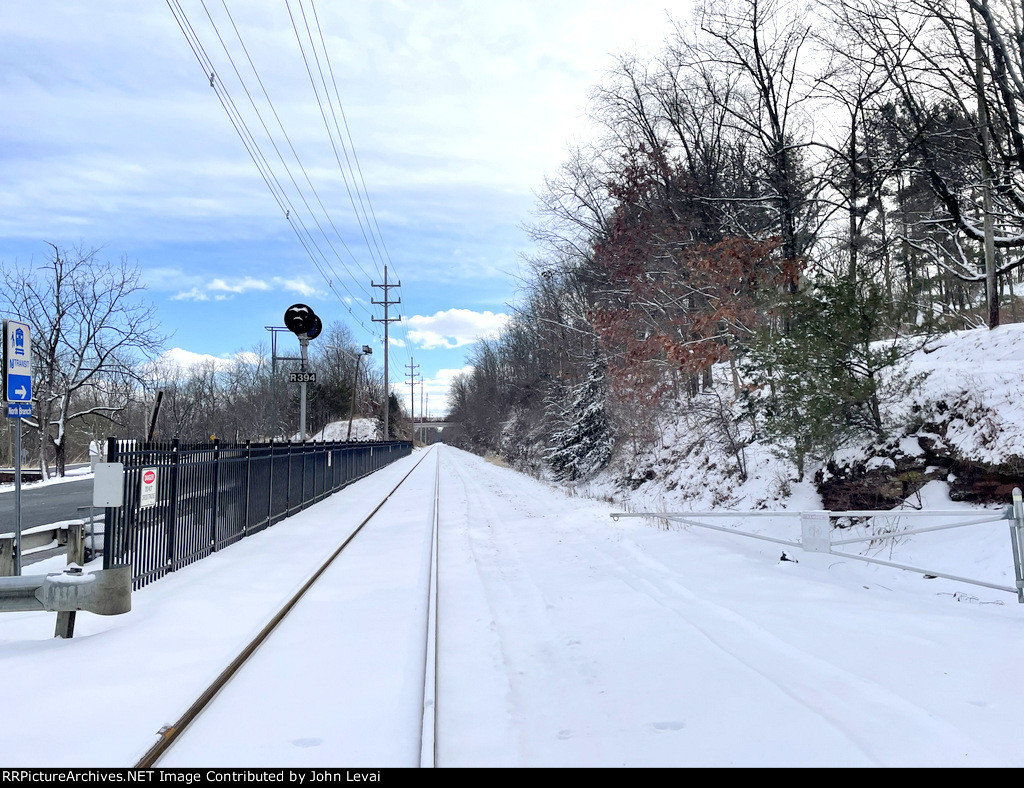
289;371;316;383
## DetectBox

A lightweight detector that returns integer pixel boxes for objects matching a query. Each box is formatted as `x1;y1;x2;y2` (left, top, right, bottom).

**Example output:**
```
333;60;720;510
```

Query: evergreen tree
546;352;614;481
376;392;405;440
742;277;923;480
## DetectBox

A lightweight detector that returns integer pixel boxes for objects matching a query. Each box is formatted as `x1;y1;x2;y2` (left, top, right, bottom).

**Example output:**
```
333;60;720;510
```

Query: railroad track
134;445;442;768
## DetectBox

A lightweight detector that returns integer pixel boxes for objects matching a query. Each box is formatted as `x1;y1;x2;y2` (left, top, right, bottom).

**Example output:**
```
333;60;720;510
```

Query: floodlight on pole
348;345;373;441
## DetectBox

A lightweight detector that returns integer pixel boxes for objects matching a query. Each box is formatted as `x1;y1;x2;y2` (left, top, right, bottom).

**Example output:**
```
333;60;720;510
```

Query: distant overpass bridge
413;421;456;439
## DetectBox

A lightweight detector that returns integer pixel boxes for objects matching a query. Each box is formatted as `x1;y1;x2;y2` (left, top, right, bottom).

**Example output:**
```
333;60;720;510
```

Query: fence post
267;441;275;527
286;442;293;517
166;440;180;574
1011;488;1024;604
243;441;252;536
102;437;117;570
301;443;307;509
211;439;221;552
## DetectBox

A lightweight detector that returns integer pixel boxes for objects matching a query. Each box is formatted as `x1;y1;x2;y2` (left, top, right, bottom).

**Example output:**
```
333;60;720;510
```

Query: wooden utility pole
405;358;419;443
371;266;401;438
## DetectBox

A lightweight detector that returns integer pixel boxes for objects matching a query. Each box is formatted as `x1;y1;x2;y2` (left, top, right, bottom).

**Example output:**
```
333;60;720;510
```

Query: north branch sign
3;319;32;418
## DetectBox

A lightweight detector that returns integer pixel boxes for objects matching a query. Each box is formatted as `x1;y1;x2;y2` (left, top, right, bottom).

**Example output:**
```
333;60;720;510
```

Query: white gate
612;488;1024;602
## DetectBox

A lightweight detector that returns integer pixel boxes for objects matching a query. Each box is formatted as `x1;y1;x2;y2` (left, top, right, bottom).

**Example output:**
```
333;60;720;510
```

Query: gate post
1010;488;1024;603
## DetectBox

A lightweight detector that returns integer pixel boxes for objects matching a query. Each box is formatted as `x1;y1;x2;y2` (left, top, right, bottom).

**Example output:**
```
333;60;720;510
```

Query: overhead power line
164;0;395;340
287;0;416;382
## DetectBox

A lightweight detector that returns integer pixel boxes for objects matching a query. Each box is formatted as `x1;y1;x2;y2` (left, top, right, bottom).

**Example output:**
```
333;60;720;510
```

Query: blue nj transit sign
4;319;32;417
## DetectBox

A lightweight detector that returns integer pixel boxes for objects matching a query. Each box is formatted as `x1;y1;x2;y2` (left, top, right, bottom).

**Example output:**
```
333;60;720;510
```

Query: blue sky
1;0;679;414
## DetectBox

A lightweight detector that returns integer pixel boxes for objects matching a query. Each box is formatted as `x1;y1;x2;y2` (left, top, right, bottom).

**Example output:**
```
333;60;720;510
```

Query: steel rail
133;447;434;768
419;447;440;767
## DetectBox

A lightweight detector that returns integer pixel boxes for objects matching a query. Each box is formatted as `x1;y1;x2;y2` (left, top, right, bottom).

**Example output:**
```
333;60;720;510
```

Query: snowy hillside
303;418;379;442
571;324;1024;517
900;323;1024;466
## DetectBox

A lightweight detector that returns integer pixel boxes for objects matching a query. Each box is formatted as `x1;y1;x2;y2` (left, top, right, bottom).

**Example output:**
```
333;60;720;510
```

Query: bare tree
0;244;166;476
683;0;829;267
840;0;1024;326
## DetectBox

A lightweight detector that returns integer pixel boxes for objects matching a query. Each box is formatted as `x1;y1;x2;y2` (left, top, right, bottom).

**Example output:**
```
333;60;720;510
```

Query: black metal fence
102;438;412;589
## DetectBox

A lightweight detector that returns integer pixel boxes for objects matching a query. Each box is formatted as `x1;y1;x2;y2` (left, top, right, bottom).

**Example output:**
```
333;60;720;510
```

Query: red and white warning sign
140;467;158;509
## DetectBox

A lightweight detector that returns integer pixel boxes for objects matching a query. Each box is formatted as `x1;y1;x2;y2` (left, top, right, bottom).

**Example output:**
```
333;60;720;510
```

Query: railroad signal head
306;315;322;340
284;304;317;336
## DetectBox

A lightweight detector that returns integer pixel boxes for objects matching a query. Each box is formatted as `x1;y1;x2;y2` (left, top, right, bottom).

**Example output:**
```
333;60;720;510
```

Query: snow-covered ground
0;463;92;495
3;445;1022;767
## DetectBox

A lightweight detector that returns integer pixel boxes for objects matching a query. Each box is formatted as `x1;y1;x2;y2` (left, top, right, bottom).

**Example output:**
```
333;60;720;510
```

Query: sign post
3;319;32;576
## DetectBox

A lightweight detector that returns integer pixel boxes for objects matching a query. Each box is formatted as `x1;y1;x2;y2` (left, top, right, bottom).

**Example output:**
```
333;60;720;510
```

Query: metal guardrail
0;521;91;577
0;565;131;616
102;438;412;589
611;488;1024;603
0;520;124;638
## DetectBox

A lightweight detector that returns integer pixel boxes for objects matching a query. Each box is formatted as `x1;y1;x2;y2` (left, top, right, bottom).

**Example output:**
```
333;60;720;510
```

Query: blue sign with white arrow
4;319;32;418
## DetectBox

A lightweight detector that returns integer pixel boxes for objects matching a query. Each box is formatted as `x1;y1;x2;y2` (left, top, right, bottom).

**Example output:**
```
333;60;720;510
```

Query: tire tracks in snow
584;529;1004;766
435;448;527;764
442;449;648;765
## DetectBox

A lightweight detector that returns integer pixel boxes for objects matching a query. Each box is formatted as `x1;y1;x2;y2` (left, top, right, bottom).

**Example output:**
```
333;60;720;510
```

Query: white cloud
272;277;324;298
208;277;270;294
406;309;508;349
150;347;237;373
169;275;324;302
170;287;210;302
430;366;475;387
143;348;268;382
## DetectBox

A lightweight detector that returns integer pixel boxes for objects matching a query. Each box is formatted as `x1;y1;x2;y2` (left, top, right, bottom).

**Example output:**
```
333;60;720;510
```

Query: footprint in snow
650;721;686;732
